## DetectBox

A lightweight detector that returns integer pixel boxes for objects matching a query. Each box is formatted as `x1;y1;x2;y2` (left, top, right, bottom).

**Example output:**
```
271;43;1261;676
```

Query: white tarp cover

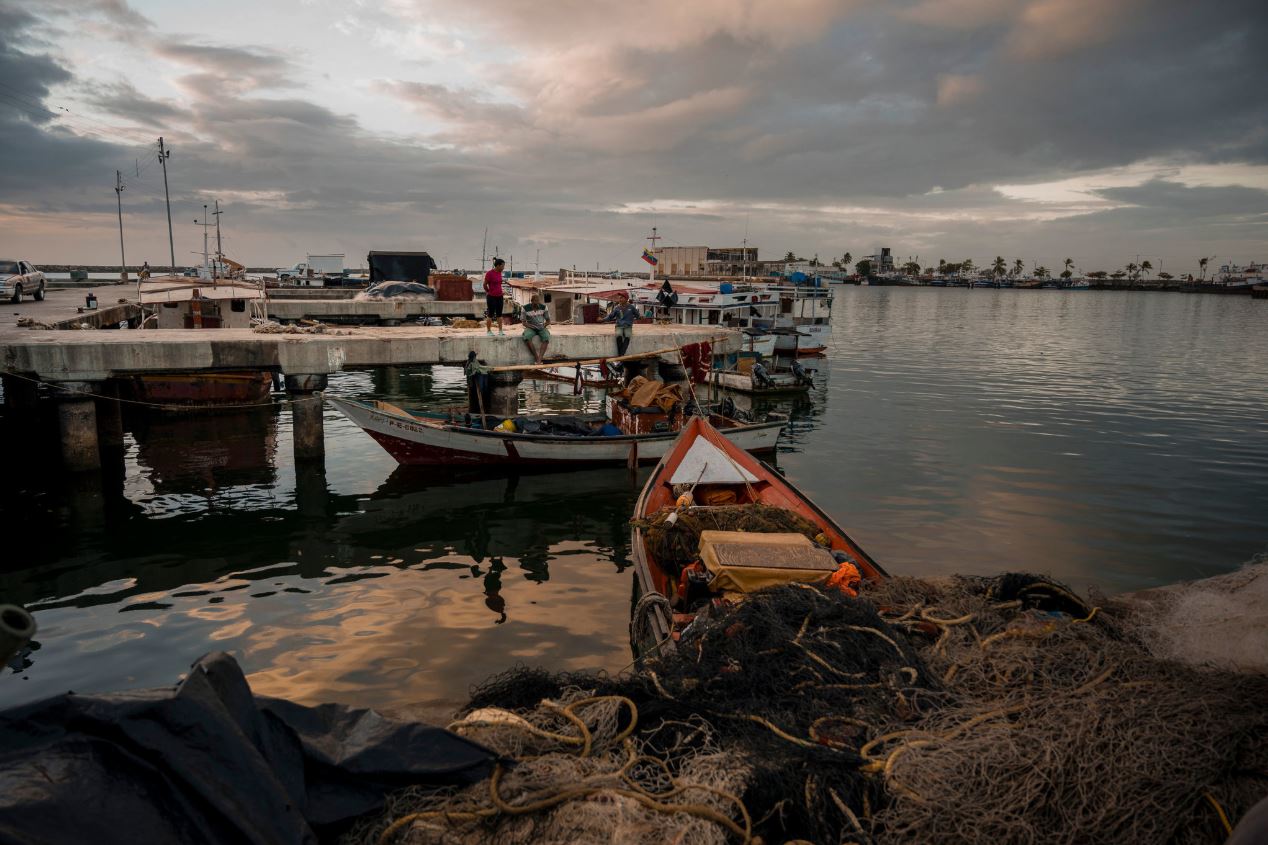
669;437;758;485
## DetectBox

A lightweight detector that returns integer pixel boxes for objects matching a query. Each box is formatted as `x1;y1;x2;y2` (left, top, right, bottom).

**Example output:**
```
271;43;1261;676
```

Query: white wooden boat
328;397;784;467
710;368;811;395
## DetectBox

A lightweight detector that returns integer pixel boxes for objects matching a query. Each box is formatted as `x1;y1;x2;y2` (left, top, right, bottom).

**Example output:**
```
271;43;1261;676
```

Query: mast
158;137;175;271
646;226;661;286
481;227;488;271
213;199;223;267
195;204;210;275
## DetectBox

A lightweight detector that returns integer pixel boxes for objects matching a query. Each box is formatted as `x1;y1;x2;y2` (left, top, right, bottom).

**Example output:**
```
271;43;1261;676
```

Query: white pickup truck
0;260;46;303
276;253;345;283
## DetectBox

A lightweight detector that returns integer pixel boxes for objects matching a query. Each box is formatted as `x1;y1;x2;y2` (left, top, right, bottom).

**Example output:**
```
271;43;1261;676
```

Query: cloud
936;73;984;106
0;0;1266;274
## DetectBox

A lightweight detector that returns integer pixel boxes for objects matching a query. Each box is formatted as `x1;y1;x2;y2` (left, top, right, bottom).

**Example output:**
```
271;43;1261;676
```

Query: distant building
653;245;759;276
868;247;895;275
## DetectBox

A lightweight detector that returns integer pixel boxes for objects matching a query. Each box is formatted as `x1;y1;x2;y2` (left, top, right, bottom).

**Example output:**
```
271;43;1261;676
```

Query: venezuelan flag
642;248;658;266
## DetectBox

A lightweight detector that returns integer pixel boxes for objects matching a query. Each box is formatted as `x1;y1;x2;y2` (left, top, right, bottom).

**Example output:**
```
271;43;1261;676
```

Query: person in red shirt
484;258;506;335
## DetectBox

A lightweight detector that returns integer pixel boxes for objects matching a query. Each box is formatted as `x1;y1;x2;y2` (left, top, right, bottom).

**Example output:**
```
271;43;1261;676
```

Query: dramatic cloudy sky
0;0;1265;272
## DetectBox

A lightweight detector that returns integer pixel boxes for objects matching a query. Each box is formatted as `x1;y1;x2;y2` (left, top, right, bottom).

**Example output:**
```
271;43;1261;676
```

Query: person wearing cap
520;293;551;363
602;293;640;356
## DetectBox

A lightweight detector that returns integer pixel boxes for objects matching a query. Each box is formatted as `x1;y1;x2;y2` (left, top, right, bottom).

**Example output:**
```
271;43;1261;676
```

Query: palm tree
1035;265;1050;280
1141;260;1153;280
1063;257;1074;276
992;256;1007;279
1158;271;1173;281
937;258;946;274
1013;258;1025;279
961;258;976;278
1125;262;1138;281
1198;257;1209;281
843;252;852;269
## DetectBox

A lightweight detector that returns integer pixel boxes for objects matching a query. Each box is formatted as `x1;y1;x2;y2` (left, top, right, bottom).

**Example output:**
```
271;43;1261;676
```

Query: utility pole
158;137;175;271
115;170;128;282
481;228;488;271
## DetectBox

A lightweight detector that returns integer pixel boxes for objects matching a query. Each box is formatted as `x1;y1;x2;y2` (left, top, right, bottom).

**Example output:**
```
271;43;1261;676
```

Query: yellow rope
1204;791;1234;836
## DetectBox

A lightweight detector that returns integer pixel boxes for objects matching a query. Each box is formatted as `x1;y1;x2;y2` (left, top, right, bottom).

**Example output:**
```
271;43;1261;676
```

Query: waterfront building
652;245;759;277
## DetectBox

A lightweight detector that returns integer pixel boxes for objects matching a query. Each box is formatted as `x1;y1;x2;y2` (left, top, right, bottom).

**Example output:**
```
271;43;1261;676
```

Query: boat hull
330;397;784;466
124;371;273;408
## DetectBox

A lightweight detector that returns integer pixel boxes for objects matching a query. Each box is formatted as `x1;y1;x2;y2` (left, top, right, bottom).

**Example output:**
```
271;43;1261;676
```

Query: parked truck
276;253;345;285
0;259;46;303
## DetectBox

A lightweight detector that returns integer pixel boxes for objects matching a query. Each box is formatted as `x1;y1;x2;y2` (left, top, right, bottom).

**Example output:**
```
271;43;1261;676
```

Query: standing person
484;258;506;336
602;292;639;357
520;293;550;364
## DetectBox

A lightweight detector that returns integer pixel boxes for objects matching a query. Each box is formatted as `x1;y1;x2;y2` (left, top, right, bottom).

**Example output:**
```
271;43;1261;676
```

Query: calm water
2;288;1266;711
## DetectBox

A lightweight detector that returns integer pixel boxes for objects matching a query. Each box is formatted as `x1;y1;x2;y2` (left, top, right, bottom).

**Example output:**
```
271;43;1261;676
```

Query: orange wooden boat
631;415;886;654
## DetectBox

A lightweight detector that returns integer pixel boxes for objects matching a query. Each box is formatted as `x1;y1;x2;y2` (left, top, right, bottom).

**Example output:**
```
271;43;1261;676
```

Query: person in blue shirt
602;293;640;356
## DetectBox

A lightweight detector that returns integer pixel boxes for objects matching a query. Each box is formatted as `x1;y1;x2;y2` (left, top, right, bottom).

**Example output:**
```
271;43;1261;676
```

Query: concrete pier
0;324;735;382
55;387;100;472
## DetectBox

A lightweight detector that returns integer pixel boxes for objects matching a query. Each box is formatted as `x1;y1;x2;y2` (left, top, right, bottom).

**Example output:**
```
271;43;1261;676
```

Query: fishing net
632;505;824;576
350;574;1268;845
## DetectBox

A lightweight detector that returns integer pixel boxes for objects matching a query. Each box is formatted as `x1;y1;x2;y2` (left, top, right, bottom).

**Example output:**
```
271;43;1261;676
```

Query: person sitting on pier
521;293;551;364
139;261;151;280
484;258;506;336
603;292;640;357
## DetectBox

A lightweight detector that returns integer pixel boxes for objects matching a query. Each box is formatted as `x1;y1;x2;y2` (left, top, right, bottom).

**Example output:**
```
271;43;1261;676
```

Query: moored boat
630;416;886;653
328;396;785;467
710;359;812;395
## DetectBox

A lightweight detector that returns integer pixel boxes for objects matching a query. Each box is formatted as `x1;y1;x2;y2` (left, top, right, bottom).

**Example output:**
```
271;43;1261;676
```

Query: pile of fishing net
349;575;1268;845
632;504;824;576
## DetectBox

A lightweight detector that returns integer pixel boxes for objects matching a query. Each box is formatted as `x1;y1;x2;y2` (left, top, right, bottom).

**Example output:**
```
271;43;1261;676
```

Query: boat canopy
139;278;265;304
669;436;759;485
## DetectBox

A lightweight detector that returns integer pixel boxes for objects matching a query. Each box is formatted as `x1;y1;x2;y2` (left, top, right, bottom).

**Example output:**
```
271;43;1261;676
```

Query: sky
0;0;1265;274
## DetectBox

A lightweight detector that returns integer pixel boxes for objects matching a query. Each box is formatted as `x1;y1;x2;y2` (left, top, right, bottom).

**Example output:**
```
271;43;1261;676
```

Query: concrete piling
285;374;327;463
95;383;125;453
486;372;522;419
56;386;101;472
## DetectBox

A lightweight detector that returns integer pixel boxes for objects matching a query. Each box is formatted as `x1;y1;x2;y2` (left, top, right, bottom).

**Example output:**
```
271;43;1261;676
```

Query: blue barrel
719;282;734;294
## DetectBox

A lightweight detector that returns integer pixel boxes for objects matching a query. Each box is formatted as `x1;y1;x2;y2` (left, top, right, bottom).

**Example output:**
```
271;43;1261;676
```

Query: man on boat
521;293;551;364
484;258;506;336
603;292;640;357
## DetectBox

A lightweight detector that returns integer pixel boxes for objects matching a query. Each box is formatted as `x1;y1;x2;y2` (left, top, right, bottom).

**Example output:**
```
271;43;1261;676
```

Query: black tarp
0;652;497;845
367;252;437;285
